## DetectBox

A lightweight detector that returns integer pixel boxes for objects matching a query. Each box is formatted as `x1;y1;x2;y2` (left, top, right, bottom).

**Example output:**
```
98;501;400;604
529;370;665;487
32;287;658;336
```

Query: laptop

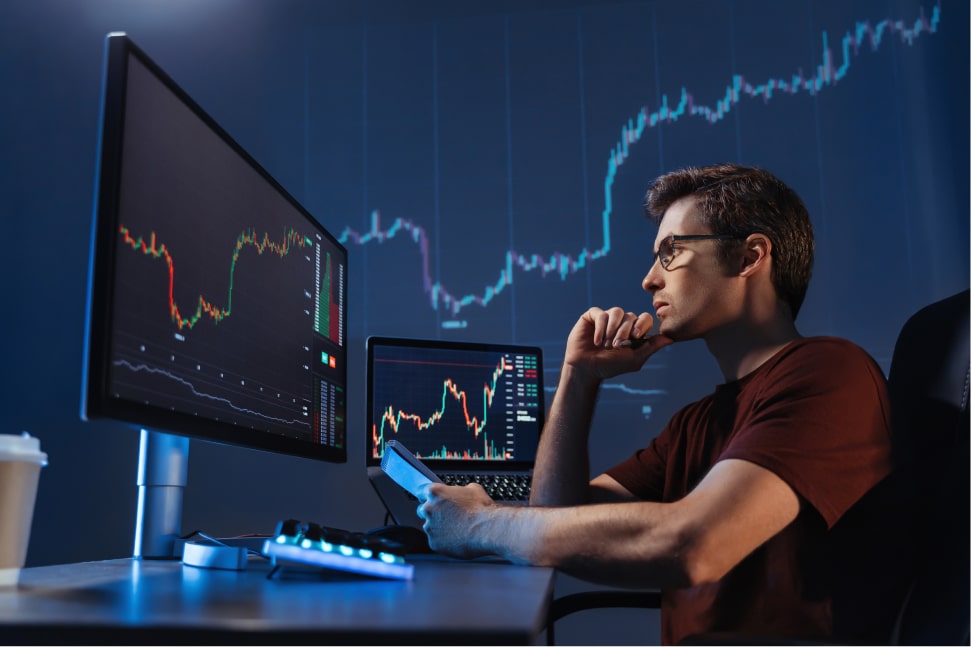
365;336;545;527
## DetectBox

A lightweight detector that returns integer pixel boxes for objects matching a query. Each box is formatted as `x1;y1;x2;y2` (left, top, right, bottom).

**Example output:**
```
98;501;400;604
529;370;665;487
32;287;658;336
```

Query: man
417;163;908;644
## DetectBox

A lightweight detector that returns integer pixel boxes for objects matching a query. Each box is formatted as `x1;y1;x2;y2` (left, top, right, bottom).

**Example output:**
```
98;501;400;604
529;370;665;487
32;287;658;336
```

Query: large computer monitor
81;33;348;556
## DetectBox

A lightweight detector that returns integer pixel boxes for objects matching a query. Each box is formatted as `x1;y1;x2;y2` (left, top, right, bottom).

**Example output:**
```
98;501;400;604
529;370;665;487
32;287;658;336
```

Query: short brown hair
644;163;814;319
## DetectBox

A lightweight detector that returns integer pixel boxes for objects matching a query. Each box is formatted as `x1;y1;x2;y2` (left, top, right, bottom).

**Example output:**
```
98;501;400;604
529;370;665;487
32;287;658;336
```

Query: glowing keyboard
263;519;414;581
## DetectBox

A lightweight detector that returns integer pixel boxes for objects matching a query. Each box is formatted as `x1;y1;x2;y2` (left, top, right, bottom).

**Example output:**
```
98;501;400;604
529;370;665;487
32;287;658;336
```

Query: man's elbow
680;556;731;588
676;532;737;587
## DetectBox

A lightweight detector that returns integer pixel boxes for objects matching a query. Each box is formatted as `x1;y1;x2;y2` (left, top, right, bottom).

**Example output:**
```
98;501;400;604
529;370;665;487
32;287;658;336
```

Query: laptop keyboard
440;473;531;501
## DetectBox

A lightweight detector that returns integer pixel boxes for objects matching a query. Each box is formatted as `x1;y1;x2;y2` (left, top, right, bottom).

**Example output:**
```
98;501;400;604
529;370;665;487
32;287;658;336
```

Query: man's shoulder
775;336;875;364
791;335;866;351
759;336;886;389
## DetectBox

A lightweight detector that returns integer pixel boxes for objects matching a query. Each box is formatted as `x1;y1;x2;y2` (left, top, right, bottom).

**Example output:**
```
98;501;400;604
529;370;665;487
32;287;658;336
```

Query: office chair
886;288;969;645
545;289;970;646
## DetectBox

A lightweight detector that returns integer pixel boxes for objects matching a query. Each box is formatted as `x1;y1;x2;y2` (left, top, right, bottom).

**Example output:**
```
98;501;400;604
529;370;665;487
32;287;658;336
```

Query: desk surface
0;556;555;645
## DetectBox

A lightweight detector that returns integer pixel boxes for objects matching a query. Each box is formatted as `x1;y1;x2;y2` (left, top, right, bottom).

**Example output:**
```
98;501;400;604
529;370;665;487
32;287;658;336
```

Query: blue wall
1;0;967;642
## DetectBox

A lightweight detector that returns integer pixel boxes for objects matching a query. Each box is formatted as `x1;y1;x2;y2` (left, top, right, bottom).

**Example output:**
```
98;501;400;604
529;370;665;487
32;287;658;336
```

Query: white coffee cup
0;432;48;586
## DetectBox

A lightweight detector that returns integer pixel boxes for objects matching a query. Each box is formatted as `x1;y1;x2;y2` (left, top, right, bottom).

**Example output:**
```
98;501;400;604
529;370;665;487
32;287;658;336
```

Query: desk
0;556;555;645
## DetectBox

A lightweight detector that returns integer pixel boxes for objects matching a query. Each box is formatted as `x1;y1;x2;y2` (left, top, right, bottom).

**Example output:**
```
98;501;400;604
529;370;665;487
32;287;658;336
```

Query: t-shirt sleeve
605;407;684;502
607;439;667;501
721;339;893;528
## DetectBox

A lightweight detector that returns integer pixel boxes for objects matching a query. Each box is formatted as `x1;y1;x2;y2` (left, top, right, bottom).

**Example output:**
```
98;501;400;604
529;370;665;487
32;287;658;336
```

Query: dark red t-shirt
606;337;909;645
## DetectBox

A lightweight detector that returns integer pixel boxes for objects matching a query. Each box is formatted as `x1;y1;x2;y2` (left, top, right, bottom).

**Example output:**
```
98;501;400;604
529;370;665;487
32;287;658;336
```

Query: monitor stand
133;428;189;559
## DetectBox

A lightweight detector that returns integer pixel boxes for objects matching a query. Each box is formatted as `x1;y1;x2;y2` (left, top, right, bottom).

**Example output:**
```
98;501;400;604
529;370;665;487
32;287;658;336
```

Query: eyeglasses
653;234;746;270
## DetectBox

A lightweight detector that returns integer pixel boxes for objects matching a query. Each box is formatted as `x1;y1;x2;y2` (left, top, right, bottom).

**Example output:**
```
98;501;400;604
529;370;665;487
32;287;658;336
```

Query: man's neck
706;317;802;382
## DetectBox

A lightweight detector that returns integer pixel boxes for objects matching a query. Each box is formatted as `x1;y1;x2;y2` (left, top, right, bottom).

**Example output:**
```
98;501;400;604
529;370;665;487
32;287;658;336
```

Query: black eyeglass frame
653;233;748;270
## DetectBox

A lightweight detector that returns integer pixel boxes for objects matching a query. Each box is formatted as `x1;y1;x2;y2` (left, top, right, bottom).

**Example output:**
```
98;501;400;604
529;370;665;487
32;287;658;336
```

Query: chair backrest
887;289;970;646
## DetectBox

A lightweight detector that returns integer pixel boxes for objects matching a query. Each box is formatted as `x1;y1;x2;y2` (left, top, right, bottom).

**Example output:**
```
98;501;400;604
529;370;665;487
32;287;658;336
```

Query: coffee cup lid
0;432;48;466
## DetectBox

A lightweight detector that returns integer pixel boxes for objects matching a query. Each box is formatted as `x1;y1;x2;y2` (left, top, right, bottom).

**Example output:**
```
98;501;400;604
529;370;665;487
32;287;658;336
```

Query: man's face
641;197;742;341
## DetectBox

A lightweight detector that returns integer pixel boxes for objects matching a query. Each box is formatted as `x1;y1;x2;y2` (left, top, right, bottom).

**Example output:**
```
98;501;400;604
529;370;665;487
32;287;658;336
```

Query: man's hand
564;306;674;380
416;482;497;559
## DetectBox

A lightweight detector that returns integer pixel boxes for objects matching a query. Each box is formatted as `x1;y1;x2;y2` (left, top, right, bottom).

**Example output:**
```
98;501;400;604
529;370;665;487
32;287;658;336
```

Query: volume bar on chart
314;241;344;346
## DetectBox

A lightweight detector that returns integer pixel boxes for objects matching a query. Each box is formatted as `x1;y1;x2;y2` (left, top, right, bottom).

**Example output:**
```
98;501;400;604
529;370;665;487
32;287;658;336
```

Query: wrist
558;364;603;395
476;504;531;563
469;502;502;555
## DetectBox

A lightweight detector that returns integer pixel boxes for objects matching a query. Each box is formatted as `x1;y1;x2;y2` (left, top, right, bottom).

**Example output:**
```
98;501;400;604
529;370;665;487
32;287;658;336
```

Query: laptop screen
365;336;545;472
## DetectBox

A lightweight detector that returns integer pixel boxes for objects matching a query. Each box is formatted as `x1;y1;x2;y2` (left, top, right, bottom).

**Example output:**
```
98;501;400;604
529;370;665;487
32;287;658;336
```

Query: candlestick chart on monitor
111;215;345;446
369;345;541;463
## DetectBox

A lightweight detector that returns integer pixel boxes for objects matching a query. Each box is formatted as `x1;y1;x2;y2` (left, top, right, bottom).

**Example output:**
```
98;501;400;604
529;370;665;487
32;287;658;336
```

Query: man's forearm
530;365;602;506
474;499;692;590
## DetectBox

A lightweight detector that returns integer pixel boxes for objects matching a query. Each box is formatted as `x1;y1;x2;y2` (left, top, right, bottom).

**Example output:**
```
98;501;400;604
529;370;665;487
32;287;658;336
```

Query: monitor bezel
81;32;348;464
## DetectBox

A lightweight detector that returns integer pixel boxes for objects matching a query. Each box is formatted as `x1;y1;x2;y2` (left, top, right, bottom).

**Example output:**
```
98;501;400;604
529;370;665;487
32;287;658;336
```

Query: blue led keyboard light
263;519;414;581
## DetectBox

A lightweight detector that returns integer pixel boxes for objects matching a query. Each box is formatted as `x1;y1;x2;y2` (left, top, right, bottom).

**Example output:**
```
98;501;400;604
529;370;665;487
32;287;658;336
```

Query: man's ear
738;234;771;277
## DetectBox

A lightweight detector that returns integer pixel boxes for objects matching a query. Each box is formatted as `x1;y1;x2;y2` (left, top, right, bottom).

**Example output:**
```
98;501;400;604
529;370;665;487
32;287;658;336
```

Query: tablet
381;440;443;498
